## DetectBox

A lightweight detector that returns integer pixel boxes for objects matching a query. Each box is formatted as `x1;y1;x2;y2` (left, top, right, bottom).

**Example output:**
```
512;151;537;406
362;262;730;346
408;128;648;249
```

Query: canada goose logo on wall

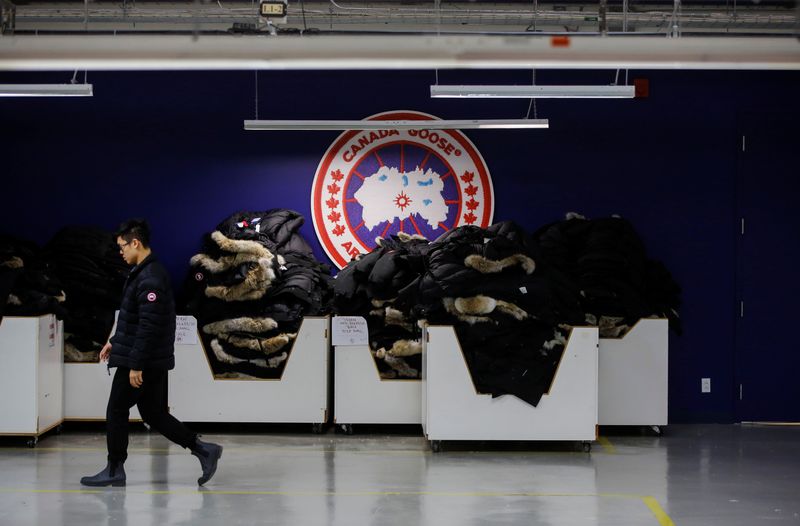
311;110;495;268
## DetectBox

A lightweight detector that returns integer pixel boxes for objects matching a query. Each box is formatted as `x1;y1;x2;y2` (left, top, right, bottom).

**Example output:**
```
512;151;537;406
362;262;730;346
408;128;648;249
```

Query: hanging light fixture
430;85;635;99
0;84;93;97
243;118;549;130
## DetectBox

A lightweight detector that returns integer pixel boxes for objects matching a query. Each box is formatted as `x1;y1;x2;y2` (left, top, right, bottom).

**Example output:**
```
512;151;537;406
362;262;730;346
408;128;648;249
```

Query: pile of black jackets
531;213;682;336
333;215;681;407
333;232;430;378
0;235;67;325
42;227;129;362
183;209;333;379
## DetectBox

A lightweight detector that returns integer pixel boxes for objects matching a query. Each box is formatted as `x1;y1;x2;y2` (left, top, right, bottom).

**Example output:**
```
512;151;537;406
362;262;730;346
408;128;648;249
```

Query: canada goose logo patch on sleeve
147;292;157;302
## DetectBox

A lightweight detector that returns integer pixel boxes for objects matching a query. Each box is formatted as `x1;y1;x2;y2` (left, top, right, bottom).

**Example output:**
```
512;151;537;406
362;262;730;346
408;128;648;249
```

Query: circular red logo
147;292;157;302
311;110;494;268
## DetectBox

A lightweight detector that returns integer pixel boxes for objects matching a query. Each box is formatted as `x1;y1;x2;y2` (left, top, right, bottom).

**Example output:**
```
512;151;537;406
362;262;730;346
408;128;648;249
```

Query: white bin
64;310;142;421
422;325;598;446
64;362;142;421
598;319;668;428
169;316;330;425
0;315;64;443
334;344;421;428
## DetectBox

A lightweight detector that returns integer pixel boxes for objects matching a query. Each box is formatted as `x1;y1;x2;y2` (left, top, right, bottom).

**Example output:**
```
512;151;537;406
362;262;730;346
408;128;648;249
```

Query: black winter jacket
109;254;176;370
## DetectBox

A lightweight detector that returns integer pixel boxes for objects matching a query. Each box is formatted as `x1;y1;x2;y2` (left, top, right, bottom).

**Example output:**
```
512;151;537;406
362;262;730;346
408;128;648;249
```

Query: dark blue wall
2;68;798;423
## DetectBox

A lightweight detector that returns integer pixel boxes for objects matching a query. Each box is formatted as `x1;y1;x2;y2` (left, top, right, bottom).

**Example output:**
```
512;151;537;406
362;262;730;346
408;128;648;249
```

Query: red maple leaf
460;171;474;183
326;197;339;209
330;170;344;182
465;184;478;196
327;182;340;195
463;212;477;224
327;211;341;223
466;198;479;211
332;224;346;236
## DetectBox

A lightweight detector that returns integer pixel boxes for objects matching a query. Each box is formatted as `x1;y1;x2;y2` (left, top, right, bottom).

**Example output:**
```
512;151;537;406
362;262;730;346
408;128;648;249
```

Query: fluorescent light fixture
0;84;93;97
430;85;635;99
244;119;549;130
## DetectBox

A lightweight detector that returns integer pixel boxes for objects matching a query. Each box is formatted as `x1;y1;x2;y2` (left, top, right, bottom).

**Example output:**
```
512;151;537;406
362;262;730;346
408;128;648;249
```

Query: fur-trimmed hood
202;317;279;336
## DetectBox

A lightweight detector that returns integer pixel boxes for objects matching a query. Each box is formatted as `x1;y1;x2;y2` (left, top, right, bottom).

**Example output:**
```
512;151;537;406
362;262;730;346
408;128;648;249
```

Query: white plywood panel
598;319;668;426
334;345;421;425
37;317;64;430
423;326;598;442
169;317;329;424
64;362;142;421
0;315;64;435
0;317;39;433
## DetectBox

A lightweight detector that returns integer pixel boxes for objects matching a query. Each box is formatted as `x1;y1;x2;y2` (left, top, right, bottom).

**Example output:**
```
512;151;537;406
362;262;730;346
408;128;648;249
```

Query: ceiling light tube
430;85;635;98
244;119;549;130
0;84;93;97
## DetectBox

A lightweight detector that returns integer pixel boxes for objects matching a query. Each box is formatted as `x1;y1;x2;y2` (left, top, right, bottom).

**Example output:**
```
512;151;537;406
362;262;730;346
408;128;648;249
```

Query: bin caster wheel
312;423;324;434
26;437;38;448
582;441;592;453
430;440;442;453
340;424;354;435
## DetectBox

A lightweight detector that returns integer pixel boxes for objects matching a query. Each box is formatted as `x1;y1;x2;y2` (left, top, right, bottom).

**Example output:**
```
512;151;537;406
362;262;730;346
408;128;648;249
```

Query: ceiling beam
0;34;798;71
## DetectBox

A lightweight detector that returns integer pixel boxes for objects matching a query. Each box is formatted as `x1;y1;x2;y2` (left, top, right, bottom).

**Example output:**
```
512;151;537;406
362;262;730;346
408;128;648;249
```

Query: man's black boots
80;462;126;487
191;437;222;486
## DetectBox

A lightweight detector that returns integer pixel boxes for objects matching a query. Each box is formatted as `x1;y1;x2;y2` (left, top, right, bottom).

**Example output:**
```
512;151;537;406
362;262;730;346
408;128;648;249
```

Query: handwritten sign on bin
332;316;369;346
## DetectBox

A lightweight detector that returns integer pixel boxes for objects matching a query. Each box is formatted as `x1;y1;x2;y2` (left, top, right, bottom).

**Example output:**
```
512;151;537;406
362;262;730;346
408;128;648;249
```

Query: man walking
81;219;222;487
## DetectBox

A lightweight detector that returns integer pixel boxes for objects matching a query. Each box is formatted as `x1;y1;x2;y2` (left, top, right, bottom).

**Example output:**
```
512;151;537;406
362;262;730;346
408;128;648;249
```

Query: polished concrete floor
0;424;798;526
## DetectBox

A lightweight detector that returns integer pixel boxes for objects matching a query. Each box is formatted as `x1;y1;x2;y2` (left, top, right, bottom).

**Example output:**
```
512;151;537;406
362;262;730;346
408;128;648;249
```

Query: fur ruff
443;297;494;325
386;339;422;357
495;300;529;321
455;295;496;315
203;317;278;336
211;339;287;368
0;256;23;269
191;252;273;274
396;232;427;243
543;331;568;351
371;298;396;308
64;342;99;362
205;260;275;301
219;332;296;354
597;315;628;338
385;307;413;330
210;231;273;258
566;211;586;220
214;371;259;380
464;253;535;275
453;295;529;321
7;294;21;306
382;353;418;377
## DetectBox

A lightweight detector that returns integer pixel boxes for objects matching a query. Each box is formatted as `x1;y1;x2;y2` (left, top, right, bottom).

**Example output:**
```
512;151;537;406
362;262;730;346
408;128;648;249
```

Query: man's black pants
107;367;196;464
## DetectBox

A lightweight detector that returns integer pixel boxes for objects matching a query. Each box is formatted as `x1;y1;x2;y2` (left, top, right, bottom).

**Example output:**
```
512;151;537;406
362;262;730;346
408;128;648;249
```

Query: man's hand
129;369;143;388
99;342;112;363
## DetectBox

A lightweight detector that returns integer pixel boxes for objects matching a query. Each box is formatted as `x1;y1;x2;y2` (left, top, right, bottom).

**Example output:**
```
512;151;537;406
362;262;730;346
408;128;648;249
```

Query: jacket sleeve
129;276;170;370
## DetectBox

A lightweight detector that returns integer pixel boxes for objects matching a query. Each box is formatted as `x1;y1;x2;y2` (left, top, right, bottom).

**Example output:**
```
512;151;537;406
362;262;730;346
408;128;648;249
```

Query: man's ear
131;238;141;249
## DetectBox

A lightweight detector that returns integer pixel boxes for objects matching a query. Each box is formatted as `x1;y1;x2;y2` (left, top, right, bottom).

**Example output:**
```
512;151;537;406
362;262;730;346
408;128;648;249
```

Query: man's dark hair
115;219;151;248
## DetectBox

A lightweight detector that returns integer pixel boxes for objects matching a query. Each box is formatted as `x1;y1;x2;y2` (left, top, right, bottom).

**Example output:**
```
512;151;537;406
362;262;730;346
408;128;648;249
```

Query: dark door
735;114;800;421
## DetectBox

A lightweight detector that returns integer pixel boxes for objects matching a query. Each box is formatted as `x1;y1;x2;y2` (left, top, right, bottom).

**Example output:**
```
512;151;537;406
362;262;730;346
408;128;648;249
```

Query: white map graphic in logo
354;166;448;230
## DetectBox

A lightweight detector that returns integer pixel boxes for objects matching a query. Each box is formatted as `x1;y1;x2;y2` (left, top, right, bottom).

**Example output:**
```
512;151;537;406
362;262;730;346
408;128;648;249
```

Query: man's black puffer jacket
109;255;176;370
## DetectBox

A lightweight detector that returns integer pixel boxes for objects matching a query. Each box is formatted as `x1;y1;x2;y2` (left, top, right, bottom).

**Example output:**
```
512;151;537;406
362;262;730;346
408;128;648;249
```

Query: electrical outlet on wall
701;378;711;393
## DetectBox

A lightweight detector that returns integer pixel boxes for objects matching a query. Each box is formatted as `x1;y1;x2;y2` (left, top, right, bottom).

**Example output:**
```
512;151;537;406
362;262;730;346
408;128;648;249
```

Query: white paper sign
332;316;369;346
175;316;198;345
